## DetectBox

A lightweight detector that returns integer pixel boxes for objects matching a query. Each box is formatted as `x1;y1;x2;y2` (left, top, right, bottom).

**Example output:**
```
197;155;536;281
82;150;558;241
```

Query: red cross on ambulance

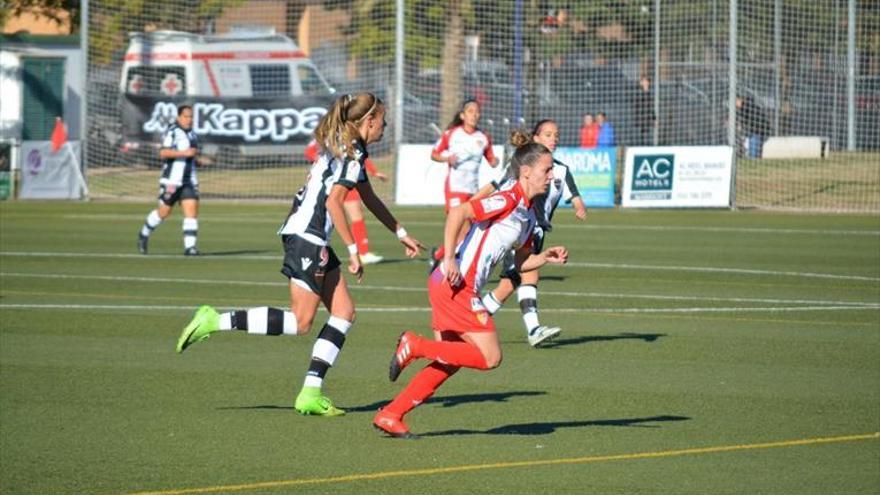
161;73;183;96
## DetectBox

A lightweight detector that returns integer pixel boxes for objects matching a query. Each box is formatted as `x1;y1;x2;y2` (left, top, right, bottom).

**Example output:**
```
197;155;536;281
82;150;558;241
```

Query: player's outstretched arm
520;246;568;273
358;181;424;258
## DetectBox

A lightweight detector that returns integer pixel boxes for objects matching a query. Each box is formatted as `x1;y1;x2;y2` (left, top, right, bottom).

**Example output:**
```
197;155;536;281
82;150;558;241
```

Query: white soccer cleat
360;252;384;265
527;325;561;347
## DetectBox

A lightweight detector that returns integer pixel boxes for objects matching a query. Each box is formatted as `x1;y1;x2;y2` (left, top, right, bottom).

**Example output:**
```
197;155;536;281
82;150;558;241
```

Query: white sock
140;210;162;237
517;285;540;332
183;217;198;249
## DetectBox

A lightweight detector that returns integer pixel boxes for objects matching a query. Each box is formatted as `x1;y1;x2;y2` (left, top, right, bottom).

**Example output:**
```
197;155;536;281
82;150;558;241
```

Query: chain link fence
84;0;879;211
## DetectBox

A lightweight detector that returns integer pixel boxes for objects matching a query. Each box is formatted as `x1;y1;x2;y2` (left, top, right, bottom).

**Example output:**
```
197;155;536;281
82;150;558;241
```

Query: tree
89;0;246;65
1;0;80;33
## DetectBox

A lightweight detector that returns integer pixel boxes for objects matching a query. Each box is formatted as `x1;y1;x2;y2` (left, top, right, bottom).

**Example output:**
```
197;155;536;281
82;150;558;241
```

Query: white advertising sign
395;144;505;205
19;141;83;199
622;146;733;208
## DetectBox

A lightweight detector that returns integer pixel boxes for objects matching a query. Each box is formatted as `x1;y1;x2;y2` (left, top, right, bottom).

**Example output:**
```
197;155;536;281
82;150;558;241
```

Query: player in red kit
373;132;569;439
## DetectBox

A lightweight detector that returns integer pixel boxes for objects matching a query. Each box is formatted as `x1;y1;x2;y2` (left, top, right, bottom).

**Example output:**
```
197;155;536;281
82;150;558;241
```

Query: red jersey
428;182;537;333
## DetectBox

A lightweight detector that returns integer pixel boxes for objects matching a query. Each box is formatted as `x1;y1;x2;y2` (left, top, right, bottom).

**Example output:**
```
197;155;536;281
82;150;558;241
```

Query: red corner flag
50;117;68;153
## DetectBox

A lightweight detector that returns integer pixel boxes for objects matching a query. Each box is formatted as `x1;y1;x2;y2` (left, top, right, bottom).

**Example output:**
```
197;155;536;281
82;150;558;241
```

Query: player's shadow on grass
540;332;666;349
197;249;275;256
421;414;691;437
218;391;546;413
343;390;547;413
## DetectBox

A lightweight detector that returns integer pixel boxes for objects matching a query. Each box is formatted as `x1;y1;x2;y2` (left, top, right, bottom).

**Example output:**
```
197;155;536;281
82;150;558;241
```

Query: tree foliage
1;0;80;33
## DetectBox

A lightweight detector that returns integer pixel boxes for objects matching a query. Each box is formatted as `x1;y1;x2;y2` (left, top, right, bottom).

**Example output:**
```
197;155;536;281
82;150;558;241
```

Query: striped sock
140;210;162;237
218;307;298;335
182;217;198;249
517;284;540;333
303;316;352;389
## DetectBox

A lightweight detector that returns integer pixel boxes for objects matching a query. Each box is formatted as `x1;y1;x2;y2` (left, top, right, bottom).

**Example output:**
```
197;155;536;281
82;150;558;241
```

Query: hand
400;236;426;258
373;171;389;182
446;154;458;166
348;255;364;283
574;207;587;220
542;246;568;265
444;256;463;287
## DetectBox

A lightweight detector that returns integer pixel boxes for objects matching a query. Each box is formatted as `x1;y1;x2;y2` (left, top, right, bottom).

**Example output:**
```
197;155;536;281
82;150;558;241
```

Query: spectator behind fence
736;95;770;158
636;77;657;145
579;113;599;148
596;112;615;147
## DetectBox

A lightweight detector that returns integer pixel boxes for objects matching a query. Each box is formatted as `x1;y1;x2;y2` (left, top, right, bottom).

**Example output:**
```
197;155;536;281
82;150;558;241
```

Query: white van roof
125;30;306;60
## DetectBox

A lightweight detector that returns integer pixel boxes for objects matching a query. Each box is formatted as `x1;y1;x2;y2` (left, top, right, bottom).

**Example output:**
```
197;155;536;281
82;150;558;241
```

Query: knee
295;313;315;334
483;351;503;370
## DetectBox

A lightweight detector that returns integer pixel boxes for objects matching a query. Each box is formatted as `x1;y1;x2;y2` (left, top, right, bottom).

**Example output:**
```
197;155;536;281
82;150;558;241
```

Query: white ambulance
120;28;335;162
121;28;334;99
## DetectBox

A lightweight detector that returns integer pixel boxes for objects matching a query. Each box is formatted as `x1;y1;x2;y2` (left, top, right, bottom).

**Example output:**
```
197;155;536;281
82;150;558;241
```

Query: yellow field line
119;432;880;495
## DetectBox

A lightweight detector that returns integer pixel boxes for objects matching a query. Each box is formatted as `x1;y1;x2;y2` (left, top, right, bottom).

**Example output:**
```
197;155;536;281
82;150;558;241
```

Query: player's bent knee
484;353;503;369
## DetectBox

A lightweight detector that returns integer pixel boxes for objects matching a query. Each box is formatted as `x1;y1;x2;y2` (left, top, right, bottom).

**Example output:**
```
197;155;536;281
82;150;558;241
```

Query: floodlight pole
728;0;738;209
846;0;855;151
394;0;404;149
513;0;524;123
79;0;89;199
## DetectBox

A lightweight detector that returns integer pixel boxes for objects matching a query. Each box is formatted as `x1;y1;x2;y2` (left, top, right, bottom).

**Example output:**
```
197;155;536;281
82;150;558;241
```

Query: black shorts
280;234;341;294
499;225;545;283
158;183;199;206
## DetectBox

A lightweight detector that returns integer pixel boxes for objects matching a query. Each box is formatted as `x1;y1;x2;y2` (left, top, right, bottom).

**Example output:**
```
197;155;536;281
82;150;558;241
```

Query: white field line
0;303;877;314
564;261;880;282
2;251;878;282
1;272;876;307
54;214;880;236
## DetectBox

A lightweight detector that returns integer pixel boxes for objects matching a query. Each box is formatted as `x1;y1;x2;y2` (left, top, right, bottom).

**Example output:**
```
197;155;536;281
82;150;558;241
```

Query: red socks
351;219;369;255
383;362;458;417
412;334;489;369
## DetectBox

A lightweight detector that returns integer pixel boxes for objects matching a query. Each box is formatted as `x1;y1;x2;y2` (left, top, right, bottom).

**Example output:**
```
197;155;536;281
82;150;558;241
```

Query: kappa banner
395;144;506;205
122;94;335;144
622;146;734;208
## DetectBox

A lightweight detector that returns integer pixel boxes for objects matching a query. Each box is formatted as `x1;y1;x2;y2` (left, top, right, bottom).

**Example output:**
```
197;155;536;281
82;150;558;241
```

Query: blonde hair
314;92;384;159
505;129;550;180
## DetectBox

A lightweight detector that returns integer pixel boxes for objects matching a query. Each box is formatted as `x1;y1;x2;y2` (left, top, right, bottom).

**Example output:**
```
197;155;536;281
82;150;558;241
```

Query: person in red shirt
305;139;388;264
373;132;569;439
579;113;599;148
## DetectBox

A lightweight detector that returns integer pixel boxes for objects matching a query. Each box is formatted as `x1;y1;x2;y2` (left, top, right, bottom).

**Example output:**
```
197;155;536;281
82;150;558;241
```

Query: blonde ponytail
314;92;384;159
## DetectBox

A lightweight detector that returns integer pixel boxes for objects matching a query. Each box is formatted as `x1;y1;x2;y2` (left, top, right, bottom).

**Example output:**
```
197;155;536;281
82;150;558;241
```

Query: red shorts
427;269;495;333
344;188;361;203
445;192;471;213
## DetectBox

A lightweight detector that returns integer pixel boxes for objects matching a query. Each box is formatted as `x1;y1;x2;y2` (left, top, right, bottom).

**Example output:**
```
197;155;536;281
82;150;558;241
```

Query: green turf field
1;201;878;495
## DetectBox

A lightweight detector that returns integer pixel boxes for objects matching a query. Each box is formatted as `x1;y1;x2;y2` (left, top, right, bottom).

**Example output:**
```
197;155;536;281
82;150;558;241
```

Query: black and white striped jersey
278;139;369;246
493;158;580;230
160;124;199;186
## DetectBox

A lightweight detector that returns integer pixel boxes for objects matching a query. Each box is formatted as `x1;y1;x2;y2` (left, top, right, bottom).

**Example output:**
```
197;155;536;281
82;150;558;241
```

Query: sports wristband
395;227;408;240
347;243;358;256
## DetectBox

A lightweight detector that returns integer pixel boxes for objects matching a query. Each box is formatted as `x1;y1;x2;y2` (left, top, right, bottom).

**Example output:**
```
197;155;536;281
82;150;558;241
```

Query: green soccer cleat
176;305;220;353
294;386;345;416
